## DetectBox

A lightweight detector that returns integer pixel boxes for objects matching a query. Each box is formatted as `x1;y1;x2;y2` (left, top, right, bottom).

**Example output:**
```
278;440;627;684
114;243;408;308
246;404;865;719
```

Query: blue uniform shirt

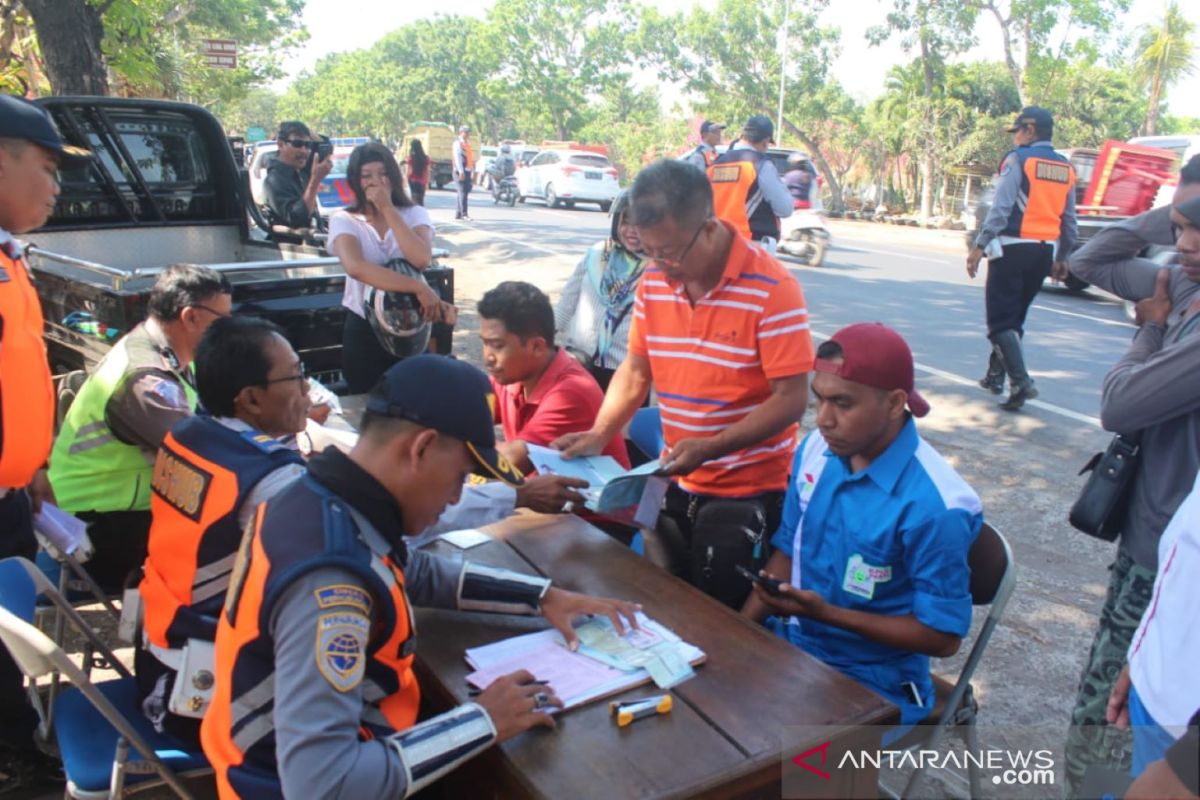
770;419;982;725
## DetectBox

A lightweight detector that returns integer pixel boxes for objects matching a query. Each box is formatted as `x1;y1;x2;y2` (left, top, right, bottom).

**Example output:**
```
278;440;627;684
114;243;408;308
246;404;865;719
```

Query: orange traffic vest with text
1000;144;1076;242
201;475;418;800
140;415;303;651
0;244;54;488
707;148;780;241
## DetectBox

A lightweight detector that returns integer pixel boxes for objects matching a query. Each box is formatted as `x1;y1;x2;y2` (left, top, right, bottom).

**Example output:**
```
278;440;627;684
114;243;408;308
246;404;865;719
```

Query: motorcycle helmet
500;143;512;154
787;151;810;167
363;259;433;358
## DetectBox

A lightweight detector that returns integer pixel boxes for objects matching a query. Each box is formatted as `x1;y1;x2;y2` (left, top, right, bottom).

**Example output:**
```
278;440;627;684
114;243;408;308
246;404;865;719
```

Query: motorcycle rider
489;144;517;200
783;152;819;210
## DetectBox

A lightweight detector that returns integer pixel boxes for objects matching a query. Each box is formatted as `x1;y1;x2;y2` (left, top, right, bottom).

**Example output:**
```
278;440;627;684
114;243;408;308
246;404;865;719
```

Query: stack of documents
526;444;669;528
464;613;703;710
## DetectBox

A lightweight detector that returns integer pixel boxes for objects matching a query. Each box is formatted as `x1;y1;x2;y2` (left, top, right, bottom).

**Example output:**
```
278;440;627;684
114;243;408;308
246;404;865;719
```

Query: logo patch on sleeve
316;612;369;692
314;584;372;615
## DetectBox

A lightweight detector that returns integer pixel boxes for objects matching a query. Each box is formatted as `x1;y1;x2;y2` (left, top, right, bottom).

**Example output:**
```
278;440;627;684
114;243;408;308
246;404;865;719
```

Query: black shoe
0;746;65;797
978;374;1004;394
1000;382;1038;411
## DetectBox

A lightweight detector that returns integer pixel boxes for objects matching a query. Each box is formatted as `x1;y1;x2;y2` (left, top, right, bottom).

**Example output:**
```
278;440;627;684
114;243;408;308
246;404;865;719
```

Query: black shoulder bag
1068;433;1141;542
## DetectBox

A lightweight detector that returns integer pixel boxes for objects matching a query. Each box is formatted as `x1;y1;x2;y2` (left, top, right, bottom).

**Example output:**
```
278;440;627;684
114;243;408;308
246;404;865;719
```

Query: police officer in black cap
0;93;91;792
966;106;1078;411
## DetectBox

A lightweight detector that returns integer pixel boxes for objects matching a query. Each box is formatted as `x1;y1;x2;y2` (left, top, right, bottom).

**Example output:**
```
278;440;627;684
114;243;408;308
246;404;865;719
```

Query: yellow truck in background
404;121;456;189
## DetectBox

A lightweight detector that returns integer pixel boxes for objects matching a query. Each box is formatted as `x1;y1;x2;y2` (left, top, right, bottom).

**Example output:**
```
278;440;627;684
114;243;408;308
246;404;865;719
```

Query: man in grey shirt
1060;155;1200;793
684;120;725;172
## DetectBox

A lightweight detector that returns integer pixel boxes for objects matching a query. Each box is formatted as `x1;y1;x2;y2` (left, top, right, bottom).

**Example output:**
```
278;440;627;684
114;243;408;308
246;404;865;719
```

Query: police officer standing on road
201;355;640;799
966;106;1077;411
685;120;725;172
707;115;794;253
453;125;474;221
0;93;92;792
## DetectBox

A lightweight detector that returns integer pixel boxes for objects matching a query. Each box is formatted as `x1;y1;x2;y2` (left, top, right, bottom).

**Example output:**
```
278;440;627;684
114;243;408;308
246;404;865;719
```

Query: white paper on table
463;613;703;710
438;528;492;549
34;502;93;560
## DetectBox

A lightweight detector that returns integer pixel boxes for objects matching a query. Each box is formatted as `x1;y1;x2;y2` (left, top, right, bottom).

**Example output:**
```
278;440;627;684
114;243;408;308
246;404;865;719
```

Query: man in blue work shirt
742;323;982;731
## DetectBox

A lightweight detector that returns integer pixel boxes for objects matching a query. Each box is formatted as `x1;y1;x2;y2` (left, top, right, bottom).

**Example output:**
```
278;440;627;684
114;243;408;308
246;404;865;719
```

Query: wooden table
415;513;898;800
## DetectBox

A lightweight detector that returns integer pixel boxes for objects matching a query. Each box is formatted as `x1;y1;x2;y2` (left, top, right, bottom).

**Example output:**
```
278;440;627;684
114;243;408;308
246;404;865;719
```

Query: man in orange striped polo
557;158;814;608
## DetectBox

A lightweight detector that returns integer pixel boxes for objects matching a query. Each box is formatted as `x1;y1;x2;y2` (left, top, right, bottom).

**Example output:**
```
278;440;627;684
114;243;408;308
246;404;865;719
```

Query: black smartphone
736;564;783;595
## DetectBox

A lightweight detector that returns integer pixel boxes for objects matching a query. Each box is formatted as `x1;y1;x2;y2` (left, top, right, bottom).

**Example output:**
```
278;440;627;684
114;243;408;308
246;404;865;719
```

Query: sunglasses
283;138;313;149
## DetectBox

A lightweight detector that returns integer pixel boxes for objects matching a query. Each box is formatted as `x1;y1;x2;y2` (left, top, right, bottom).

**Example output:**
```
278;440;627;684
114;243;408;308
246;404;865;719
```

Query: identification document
526;444;669;528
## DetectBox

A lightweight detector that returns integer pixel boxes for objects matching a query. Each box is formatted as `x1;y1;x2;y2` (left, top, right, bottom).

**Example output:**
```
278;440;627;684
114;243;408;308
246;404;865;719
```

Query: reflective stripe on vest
140;416;304;650
708;148;780;241
48;325;198;513
202;477;419;799
1001;145;1075;242
0;249;54;487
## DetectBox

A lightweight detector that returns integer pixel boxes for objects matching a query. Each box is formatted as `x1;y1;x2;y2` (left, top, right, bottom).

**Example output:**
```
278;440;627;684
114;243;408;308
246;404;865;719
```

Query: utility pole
776;0;791;139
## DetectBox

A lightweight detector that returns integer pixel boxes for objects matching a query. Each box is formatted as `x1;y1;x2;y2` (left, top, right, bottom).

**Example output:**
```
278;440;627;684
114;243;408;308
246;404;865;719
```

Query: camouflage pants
1062;548;1156;796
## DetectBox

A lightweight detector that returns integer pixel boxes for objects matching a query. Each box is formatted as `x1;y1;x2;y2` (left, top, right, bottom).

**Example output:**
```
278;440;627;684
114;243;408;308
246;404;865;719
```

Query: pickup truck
26;96;452;385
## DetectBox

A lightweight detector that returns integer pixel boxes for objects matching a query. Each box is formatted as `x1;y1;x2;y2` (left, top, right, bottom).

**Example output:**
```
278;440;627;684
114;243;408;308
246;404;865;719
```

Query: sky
279;0;1199;118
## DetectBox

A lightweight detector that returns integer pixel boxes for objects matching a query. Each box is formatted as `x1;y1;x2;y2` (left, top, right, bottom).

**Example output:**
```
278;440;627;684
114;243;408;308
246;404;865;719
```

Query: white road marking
1030;303;1134;328
810;327;1103;429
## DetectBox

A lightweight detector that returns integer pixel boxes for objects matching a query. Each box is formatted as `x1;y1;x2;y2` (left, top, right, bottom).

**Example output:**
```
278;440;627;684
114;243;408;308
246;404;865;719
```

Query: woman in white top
328;143;456;393
553;190;647;392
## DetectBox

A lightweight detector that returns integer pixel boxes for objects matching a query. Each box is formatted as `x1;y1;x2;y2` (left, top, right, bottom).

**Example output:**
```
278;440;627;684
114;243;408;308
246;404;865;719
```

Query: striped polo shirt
628;222;814;496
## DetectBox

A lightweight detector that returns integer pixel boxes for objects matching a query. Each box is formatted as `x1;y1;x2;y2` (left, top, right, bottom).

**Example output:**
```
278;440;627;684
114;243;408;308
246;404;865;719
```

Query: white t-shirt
327;206;434;317
1128;468;1200;735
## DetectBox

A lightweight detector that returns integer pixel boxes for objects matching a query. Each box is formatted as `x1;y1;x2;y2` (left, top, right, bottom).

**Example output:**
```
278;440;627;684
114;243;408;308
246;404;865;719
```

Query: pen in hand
468;678;550;697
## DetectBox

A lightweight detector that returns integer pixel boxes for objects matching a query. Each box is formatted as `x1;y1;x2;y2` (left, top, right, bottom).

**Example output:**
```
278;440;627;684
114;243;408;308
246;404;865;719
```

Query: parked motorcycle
778;204;832;267
492;175;519;207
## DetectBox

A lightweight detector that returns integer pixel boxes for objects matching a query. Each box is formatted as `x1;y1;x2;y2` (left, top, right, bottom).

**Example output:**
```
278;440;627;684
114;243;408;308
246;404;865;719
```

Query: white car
516;149;620;211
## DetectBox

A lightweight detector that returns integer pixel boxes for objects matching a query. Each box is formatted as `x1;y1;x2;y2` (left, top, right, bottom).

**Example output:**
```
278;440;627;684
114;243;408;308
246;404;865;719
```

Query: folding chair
0;557;208;799
881;523;1016;800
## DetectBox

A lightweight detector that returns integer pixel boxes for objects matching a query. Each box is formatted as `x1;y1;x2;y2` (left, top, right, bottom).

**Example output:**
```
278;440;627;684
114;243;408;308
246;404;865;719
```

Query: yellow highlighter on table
609;695;673;727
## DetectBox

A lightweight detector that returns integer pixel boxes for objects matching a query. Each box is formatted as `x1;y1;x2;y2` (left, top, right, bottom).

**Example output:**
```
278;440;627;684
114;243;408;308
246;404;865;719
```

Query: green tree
19;0;304;98
643;0;852;209
1133;0;1196;136
965;0;1131;104
482;0;638;141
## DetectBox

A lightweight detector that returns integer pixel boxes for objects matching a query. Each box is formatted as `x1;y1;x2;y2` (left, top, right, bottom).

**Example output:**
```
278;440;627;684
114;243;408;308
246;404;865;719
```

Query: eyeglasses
261;362;308;387
282;138;313;149
189;303;231;319
642;219;709;266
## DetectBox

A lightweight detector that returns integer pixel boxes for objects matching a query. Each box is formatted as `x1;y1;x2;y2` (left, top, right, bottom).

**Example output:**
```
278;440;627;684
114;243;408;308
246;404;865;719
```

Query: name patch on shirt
316;612;369;692
710;165;741;183
1034;161;1071;184
842;553;892;600
151;449;212;522
314;584;372;615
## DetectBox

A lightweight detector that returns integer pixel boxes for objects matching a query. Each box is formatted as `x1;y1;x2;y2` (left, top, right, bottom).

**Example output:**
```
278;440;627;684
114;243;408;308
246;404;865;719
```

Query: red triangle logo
790;741;832;780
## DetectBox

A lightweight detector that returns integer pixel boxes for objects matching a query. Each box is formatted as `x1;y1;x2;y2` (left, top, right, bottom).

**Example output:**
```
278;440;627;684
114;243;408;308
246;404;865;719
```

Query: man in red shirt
557;159;814;607
479;281;630;477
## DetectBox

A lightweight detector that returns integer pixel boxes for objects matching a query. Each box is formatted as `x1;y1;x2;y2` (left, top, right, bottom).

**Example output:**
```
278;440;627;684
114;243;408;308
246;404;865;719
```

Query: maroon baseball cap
813;323;930;417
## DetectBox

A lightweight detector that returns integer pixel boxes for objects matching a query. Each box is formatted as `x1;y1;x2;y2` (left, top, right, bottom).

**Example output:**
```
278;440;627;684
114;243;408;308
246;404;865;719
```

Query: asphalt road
422;184;1133;796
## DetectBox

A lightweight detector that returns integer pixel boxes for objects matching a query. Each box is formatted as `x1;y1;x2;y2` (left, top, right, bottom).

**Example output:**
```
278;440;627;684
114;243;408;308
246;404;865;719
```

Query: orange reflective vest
140;415;304;650
201;476;418;799
0;244;54;488
708;148;780;241
1000;145;1076;242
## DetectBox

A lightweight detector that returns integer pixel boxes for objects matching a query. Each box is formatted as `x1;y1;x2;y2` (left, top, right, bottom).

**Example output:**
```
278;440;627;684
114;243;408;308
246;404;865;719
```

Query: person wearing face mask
1059;156;1200;794
554;191;648;392
135;317;310;744
328;142;456;394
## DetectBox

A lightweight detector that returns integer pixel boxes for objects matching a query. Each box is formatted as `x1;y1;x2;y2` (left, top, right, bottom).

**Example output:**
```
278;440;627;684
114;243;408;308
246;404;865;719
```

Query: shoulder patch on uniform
316;612;369;693
145;376;188;409
314;584;372;614
241;429;287;453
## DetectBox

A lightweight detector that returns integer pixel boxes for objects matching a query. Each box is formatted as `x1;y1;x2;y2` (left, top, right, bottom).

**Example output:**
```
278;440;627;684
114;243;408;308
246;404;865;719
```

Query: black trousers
408;181;426;207
455;178;471;218
342;310;401;395
0;491;39;752
984;242;1054;338
77;509;152;595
